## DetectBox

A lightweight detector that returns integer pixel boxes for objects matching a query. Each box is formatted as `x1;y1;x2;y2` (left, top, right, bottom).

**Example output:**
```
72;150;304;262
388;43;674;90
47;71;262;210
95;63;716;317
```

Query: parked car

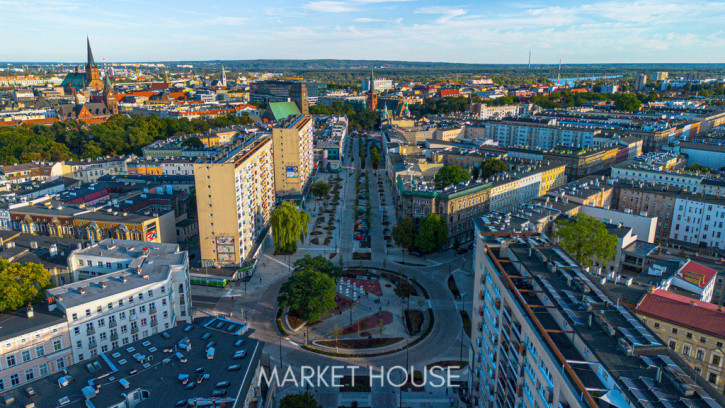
457;248;468;254
409;251;422;257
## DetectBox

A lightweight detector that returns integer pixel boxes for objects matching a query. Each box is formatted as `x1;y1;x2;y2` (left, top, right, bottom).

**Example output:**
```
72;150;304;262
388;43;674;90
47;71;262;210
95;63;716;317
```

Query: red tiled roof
150;82;170;91
0;118;59;127
439;89;461;97
675;260;718;288
635;289;725;338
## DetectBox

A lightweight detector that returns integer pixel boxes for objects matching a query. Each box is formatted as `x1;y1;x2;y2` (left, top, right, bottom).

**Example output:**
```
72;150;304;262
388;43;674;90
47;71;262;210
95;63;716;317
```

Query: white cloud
353;17;385;22
303;1;358;12
204;16;248;25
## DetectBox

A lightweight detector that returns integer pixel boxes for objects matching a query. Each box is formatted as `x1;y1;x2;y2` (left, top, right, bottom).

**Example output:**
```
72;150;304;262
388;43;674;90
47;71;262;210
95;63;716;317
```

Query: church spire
87;36;95;67
370;66;375;93
104;75;113;92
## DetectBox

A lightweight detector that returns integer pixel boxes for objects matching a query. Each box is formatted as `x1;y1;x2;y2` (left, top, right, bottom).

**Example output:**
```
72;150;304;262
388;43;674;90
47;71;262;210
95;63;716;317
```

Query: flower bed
404;309;424;335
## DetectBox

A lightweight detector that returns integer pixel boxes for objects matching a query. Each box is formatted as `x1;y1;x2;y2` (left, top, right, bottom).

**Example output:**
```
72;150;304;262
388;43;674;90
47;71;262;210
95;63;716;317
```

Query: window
161;286;165;294
35;344;45;357
53;339;62;352
96;306;102;314
700;336;707;344
654;322;660;329
74;327;80;335
0;378;4;391
106;262;111;268
696;350;705;361
6;354;16;367
72;313;78;321
38;363;48;377
682;345;691;356
85;309;91;317
78;354;84;361
21;349;31;363
24;368;34;381
687;332;692;339
98;318;105;327
672;328;678;334
139;293;143;301
108;302;113;310
76;340;82;349
9;374;19;387
99;332;107;341
713;355;722;366
56;358;65;370
669;340;677;350
709;373;718;384
118;299;123;307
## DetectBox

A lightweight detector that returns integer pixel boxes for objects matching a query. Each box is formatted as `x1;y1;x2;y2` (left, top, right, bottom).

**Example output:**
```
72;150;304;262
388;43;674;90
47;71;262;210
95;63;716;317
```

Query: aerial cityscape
1;2;725;408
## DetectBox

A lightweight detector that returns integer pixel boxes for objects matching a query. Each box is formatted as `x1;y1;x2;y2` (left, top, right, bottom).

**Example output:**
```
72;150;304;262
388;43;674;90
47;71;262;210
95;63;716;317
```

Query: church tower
290;83;309;114
367;67;378;111
103;75;118;114
220;65;227;87
85;37;104;91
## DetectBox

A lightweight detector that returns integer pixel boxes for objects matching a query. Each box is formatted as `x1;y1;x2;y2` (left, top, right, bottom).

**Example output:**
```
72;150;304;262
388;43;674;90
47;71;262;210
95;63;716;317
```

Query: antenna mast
528;51;531;69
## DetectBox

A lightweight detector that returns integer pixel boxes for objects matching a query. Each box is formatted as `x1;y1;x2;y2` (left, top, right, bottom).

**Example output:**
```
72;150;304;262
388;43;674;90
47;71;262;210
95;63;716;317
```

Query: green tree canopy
310;181;330;199
479;158;508;180
434;165;470;188
280;392;321;408
293;254;342;278
270;201;311;254
554;213;618;269
0;260;52;312
415;213;448;253
394;280;415;308
686;164;711;174
392;216;417;251
278;269;336;322
181;136;204;148
370;146;381;164
613;93;642;112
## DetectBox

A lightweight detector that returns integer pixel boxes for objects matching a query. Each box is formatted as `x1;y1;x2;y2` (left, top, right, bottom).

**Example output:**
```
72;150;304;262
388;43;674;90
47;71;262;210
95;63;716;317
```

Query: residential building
679;141;725;172
272;114;314;198
488;163;567;212
0;304;73;394
61;157;130;183
467;104;524;120
657;260;719;302
361;77;393;92
636;289;725;394
314;116;348;172
48;239;192;363
0;162;64;186
194;134;274;267
636;74;648;91
0;316;270;408
484;117;601;149
470;233;725;408
670;196;725;250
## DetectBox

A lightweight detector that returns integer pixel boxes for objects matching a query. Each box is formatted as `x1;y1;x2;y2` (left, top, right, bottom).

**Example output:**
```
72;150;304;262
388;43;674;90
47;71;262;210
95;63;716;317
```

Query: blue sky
2;0;724;63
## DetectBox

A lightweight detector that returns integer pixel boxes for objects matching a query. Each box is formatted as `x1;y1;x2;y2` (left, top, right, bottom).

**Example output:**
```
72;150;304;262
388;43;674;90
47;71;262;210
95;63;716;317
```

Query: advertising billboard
286;166;299;178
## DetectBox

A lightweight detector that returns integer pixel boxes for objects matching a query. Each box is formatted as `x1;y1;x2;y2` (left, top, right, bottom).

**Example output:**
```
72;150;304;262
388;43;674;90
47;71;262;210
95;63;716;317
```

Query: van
206;347;215;360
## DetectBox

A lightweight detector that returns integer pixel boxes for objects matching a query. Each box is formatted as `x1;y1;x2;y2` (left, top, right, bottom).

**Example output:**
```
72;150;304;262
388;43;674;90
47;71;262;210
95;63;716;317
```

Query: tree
686;164;711;174
554;214;618;269
310;181;330;199
279;392;321;408
278;269;336;322
613;93;642;112
181;136;204;148
0;260;52;312
370;146;381;165
394;280;415;309
270;201;311;254
470;166;480;180
415;213;448;253
434;165;470;188
392;216;416;251
479;159;508;180
293;254;342;278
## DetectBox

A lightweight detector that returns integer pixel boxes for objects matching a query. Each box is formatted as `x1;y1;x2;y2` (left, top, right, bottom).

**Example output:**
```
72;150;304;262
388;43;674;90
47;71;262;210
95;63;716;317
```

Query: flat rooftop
0;316;262;408
486;238;725;408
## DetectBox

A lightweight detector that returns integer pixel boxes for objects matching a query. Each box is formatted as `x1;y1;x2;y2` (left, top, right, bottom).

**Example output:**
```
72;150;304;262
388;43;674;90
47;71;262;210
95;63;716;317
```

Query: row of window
0;358;66;391
70;289;166;321
2;339;63;370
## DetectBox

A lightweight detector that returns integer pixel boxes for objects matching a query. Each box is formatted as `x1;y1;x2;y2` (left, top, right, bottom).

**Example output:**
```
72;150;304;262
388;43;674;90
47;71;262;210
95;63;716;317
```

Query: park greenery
392;214;449;254
310;181;330;199
554;214;618;269
394;280;415;308
686;164;712;174
0;113;254;165
180;136;204;148
279;392;322;408
310;101;380;130
434;165;470;188
278;268;337;322
270;201;311;254
0;260;52;312
473;158;508;180
293;254;342;278
369;146;381;165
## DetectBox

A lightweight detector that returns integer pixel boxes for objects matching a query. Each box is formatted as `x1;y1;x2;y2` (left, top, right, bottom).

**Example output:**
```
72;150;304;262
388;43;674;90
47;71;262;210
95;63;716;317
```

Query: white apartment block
47;239;192;363
485;119;597;149
670;197;725;250
611;165;704;192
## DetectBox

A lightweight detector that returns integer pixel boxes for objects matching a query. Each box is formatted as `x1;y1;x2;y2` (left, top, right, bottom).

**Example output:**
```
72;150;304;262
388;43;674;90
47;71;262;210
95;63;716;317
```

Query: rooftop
636;289;725;339
485;238;725;408
0;316;262;408
0;302;66;343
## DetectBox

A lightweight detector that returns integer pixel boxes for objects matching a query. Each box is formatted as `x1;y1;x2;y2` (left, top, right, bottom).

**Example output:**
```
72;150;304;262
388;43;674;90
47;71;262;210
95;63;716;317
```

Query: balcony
151;320;158;327
111;333;119;341
149;305;157;314
131;326;139;334
109;320;117;328
88;341;97;349
87;327;95;335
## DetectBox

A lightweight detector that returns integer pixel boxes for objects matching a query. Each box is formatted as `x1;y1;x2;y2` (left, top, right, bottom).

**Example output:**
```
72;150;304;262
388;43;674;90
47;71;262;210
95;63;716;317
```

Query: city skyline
2;0;725;63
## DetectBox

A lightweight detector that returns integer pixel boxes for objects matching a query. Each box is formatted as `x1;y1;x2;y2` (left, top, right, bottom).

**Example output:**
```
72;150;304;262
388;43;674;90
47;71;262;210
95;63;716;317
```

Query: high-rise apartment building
47;239;192;363
272;114;314;198
469;232;724;408
636;74;648;91
194;134;275;267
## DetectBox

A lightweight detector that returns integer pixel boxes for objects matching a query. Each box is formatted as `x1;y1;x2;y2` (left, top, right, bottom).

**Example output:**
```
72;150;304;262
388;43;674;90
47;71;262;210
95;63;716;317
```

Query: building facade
195;134;274;267
272;115;314;198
